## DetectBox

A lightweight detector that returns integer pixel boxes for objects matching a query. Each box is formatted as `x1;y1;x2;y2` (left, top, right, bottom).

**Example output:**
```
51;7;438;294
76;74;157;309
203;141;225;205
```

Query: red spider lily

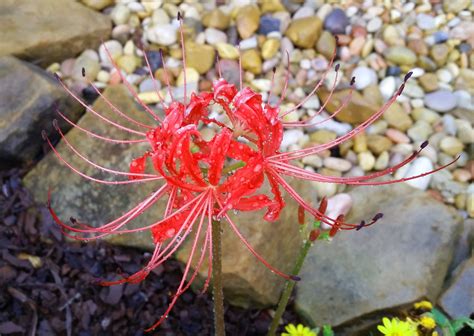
43;14;458;331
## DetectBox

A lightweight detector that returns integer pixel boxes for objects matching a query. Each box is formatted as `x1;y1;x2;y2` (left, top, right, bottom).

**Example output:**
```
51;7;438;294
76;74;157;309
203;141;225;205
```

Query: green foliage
431;308;474;335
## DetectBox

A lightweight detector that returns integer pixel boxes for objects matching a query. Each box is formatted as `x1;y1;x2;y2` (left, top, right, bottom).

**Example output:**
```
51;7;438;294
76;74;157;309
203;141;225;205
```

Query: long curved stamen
52;120;159;178
267;66;277;104
42;131;161;185
272;72;413;161
268;169;381;230
49;184;168;241
85;78;155;129
84;188;207;237
54;74;147;136
101;40;161;121
177;11;188;105
145;194;210;332
142;48;167;112
140;194;210;294
280;40;338;117
237;45;243;91
216;54;222;78
269;141;434;185
56;109;146;144
160;49;175;101
277;50;291;106
283;70;354;128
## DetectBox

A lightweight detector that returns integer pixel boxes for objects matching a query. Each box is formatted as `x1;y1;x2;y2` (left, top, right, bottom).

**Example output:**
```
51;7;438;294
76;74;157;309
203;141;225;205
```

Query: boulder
176;181;306;308
438;257;474;319
295;183;462;334
24;85;306;307
0;0;111;66
0;56;83;168
23;85;160;248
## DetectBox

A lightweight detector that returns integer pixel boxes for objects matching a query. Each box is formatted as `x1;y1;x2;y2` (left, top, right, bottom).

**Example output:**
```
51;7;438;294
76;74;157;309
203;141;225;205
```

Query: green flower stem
267;238;313;336
212;220;226;336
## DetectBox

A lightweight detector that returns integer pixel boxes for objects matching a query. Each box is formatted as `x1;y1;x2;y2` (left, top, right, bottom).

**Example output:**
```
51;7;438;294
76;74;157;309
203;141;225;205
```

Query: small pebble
404;157;434;190
424;90;457;112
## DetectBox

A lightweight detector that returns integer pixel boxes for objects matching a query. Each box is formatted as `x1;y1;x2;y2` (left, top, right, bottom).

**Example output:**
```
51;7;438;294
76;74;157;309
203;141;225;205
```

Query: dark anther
53;72;60;80
372;213;383;221
177;11;182;20
272;66;276;73
41;130;47;140
335;63;340;72
421;140;429;149
70;216;78;224
350;76;356;85
159;48;164;59
397;83;405;96
334;35;339;43
52;119;59;129
356;220;366;231
291;275;301;281
404;71;413;82
82;67;86;77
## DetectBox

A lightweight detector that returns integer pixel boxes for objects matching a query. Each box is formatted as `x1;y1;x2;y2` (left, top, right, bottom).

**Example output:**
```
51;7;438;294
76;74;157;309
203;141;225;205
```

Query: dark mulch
0;168;300;336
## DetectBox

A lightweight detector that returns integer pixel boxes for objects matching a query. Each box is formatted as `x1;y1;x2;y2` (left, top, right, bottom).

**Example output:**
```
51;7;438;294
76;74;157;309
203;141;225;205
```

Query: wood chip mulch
0;168;300;336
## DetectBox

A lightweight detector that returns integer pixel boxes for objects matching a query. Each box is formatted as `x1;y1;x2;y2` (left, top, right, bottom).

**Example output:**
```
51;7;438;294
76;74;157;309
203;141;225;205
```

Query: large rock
24;85;160;247
23;85;306;307
0;0;111;66
295;183;462;334
438;257;474;318
0;56;83;168
176;181;306;308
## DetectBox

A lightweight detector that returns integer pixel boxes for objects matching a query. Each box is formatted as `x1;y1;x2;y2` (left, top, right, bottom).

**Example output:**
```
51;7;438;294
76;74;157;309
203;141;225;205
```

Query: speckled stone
385;46;417;65
184;42;216;74
236;5;261;39
285;17;323;49
241;49;262;75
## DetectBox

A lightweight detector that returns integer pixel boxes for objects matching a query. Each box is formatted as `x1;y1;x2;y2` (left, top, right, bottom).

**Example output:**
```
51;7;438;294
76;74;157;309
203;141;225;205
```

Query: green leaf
431;308;455;336
322;325;334;336
318;232;330;241
452;317;474;332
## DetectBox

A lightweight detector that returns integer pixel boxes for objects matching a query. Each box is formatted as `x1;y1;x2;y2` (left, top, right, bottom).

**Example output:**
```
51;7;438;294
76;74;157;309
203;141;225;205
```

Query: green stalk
267;239;312;336
212;220;226;336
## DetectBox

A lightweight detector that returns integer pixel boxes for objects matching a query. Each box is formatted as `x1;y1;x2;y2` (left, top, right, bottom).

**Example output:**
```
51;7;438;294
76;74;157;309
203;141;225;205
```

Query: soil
0;168;301;336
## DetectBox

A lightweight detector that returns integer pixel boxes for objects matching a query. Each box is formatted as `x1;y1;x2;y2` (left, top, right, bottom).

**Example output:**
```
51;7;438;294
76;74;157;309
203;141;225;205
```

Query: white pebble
404;157;434;190
325;193;353;219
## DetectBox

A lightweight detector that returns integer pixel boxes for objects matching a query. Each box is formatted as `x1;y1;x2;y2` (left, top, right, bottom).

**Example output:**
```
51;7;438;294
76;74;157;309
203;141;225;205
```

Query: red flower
44;17;457;332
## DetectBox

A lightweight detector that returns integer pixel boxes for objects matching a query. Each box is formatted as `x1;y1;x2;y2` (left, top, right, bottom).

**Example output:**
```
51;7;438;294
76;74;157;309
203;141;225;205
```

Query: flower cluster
43;15;456;331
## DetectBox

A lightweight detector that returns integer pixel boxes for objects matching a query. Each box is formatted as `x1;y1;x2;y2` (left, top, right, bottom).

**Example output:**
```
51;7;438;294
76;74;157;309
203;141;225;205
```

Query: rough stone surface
184;42;216;74
0;0;112;66
295;183;462;332
285;17;323;49
24;85;306;308
24;85;159;247
438;257;474;319
0;56;83;167
317;89;377;124
176;180;307;308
